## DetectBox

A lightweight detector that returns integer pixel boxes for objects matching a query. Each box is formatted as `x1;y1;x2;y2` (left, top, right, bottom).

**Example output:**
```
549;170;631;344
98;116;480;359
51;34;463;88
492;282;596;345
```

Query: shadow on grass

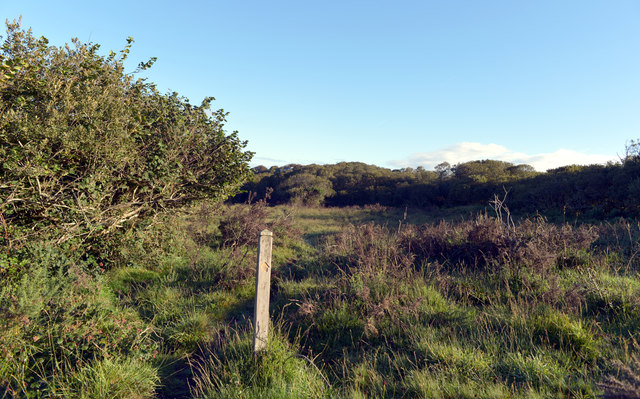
275;256;343;282
155;355;194;399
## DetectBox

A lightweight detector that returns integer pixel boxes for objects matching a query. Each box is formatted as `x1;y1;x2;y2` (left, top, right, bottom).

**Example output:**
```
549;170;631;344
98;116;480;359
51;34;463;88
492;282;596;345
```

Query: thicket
238;152;640;219
0;19;252;262
0;20;253;397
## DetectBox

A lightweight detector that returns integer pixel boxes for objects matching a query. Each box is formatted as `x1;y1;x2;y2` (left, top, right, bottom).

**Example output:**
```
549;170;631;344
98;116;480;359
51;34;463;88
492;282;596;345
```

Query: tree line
235;149;640;219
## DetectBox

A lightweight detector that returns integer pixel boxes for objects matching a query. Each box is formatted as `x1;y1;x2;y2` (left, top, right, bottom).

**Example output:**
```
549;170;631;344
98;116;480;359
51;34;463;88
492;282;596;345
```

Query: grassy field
2;203;640;398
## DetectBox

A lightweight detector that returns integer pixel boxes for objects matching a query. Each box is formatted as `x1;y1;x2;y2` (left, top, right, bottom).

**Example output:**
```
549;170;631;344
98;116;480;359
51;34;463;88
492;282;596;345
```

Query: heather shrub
320;224;419;335
401;215;598;272
216;190;299;288
325;223;413;278
219;191;274;250
219;190;299;250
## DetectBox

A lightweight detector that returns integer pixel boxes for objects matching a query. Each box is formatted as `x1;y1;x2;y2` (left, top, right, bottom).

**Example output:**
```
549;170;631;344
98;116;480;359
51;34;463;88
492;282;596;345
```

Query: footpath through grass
3;203;640;398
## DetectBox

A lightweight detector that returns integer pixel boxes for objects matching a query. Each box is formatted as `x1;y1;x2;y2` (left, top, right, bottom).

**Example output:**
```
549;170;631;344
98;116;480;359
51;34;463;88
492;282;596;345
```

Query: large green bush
0;20;252;252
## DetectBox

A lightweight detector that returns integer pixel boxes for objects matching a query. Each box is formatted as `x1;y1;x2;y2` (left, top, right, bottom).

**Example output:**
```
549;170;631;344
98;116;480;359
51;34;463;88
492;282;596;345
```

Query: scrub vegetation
2;21;640;398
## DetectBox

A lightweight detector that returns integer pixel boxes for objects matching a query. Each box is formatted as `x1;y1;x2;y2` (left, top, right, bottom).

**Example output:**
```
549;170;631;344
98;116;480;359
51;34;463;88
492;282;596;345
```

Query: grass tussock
190;325;329;399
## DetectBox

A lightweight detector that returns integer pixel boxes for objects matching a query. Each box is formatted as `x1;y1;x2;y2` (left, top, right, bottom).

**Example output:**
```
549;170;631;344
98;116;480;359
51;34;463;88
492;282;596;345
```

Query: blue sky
3;1;639;171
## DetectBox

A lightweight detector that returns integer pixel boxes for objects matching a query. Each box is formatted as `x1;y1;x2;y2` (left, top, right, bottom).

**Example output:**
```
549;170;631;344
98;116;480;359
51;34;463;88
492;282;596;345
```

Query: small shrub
320;224;427;338
401;215;598;273
216;190;299;288
219;191;272;250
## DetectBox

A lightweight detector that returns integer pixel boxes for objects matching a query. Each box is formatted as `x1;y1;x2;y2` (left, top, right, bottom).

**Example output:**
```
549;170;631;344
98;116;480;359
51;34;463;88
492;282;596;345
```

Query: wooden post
253;229;273;353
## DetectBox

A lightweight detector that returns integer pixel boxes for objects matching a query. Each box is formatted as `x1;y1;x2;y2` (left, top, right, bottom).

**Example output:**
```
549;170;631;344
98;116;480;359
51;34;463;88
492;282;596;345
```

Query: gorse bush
0;20;252;257
0;19;254;398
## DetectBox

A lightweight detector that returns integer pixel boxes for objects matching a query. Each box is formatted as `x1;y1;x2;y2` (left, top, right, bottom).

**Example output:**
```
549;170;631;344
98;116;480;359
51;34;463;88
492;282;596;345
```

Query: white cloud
250;156;290;166
390;142;617;172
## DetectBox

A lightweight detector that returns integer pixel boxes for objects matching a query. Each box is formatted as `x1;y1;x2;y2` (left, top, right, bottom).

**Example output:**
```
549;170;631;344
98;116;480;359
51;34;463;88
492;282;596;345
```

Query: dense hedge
0;21;252;251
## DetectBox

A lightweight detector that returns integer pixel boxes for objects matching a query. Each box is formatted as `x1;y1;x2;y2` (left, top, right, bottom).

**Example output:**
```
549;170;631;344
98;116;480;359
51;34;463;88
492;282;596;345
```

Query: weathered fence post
253;229;273;353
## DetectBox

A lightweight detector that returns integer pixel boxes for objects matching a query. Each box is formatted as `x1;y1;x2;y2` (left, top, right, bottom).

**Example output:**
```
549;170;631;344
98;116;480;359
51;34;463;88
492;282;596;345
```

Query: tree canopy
237;153;640;219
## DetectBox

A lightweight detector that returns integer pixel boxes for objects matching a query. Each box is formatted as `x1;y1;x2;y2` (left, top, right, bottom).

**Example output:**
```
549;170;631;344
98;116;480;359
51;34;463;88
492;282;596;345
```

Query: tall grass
190;324;329;399
0;244;158;398
4;203;640;397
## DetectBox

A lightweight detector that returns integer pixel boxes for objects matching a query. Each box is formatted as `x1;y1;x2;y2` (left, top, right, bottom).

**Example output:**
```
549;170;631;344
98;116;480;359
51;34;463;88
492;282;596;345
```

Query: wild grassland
2;203;640;398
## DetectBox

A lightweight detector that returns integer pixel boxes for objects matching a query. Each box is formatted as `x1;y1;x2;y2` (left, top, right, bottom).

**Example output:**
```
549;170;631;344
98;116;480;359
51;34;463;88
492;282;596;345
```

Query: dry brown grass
599;339;640;399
